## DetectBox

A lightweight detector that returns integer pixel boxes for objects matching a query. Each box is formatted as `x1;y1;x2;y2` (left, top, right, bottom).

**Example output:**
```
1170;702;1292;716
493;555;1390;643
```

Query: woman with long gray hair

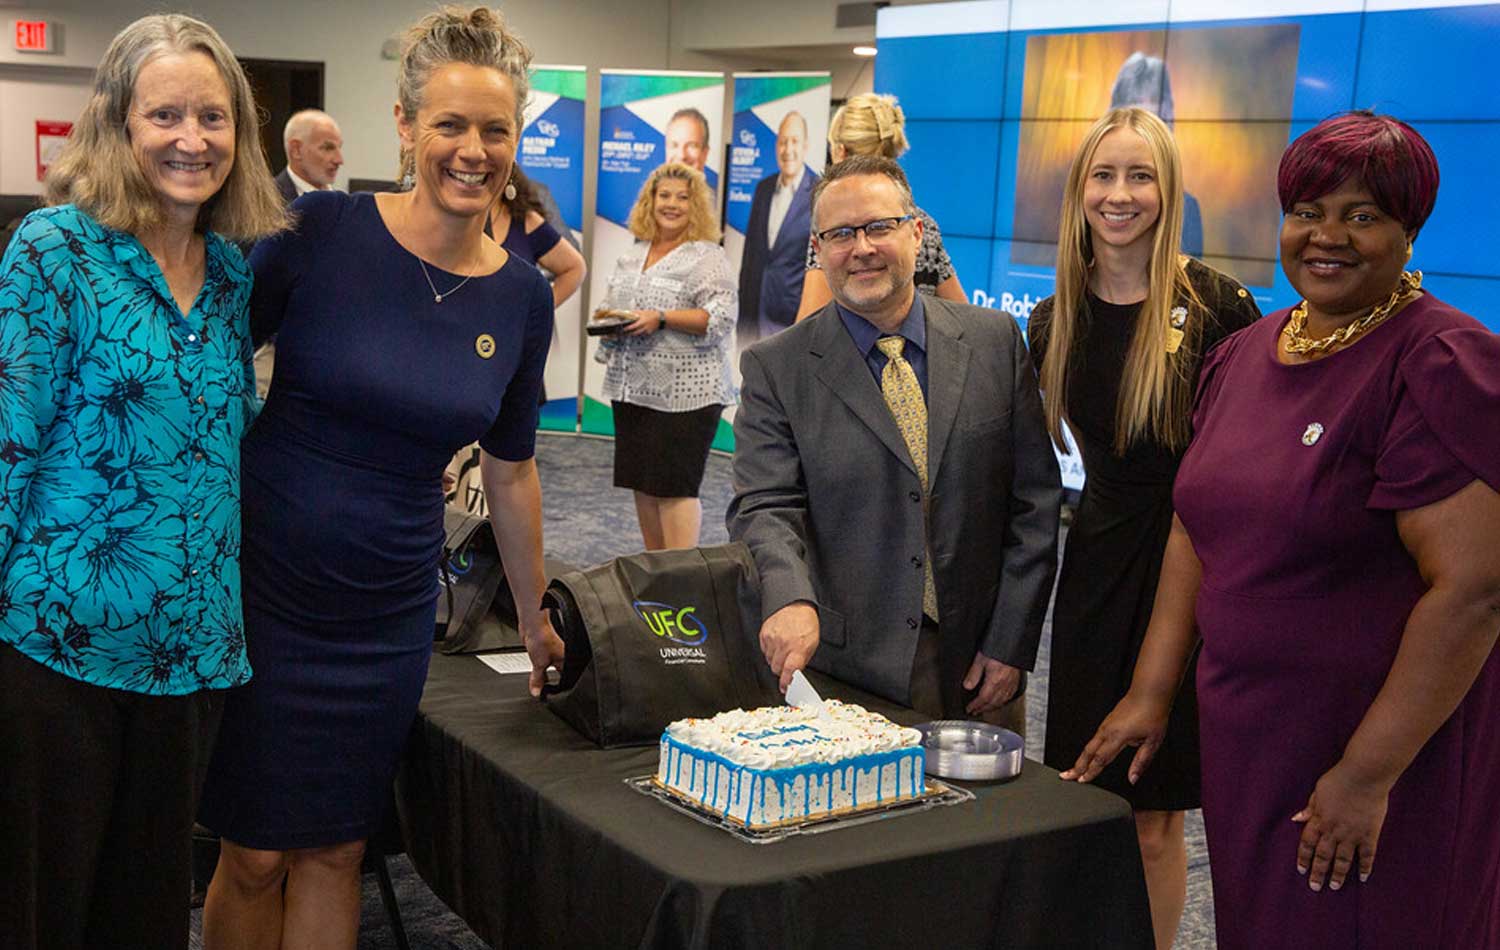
0;13;285;950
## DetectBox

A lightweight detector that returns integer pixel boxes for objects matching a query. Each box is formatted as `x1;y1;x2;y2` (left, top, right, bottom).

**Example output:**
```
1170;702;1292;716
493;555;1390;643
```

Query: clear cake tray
625;774;974;844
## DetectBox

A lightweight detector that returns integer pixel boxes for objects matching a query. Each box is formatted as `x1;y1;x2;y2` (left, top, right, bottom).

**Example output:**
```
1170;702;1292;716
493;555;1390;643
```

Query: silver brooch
1170;306;1187;328
1301;423;1325;446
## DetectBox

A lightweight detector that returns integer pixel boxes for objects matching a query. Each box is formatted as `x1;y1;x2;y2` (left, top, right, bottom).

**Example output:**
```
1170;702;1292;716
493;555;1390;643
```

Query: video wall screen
876;0;1500;331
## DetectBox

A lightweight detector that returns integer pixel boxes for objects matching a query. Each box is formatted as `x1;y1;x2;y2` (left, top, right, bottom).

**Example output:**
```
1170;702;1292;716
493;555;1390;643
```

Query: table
396;653;1152;950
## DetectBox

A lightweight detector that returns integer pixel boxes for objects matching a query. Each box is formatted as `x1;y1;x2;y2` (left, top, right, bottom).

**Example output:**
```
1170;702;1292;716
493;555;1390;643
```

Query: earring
503;178;518;201
1405;241;1413;262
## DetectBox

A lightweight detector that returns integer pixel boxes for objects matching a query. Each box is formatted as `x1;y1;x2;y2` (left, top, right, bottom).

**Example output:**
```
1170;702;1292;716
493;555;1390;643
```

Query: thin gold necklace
418;255;479;304
395;195;480;304
1283;270;1422;355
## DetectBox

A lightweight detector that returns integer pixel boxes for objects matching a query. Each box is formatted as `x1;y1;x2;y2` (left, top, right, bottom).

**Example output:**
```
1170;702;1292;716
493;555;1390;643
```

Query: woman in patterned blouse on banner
593;162;737;551
796;93;967;318
0;14;286;950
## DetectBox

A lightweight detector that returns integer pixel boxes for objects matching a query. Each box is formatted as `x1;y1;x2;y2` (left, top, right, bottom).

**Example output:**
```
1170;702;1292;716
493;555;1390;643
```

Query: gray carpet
190;431;1217;949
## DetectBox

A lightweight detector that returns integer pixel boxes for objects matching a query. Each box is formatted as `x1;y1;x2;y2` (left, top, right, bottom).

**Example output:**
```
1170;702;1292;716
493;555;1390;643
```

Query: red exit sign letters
14;20;56;53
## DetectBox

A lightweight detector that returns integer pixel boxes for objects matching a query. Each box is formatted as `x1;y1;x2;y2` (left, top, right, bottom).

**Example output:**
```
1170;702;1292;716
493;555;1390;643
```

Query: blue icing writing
761;735;830;748
737;723;824;742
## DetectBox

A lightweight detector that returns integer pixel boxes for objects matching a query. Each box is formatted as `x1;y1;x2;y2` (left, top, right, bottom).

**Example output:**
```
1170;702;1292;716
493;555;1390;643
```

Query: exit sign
14;20;55;53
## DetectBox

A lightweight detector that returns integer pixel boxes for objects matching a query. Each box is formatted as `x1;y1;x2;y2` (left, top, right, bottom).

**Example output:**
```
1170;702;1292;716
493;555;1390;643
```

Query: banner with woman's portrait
583;70;726;437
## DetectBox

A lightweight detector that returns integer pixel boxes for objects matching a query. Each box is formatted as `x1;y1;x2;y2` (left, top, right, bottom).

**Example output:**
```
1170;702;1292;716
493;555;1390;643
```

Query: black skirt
611;401;721;498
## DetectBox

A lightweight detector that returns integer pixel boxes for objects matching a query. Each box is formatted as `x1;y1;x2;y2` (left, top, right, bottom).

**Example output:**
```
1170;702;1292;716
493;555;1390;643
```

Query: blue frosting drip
660;733;926;827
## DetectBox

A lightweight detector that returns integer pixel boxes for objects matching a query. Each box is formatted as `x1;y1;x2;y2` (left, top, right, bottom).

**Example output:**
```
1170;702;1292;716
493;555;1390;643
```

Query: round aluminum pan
916;720;1024;782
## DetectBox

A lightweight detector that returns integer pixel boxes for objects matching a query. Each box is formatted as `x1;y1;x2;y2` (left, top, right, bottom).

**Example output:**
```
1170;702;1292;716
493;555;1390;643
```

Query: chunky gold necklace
1283;270;1423;355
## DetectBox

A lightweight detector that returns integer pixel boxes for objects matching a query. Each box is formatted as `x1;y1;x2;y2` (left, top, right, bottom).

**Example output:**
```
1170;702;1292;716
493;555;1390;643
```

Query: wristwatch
657;311;667;330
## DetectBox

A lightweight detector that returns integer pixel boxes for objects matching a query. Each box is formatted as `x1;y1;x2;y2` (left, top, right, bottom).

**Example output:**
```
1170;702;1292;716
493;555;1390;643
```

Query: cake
655;701;927;829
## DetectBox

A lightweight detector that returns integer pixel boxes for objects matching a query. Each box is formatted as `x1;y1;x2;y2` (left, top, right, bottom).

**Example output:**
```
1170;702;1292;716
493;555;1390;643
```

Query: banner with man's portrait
724;72;831;357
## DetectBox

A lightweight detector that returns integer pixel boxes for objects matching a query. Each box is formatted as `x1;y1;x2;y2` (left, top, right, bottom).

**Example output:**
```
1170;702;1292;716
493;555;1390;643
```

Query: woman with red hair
1063;111;1500;948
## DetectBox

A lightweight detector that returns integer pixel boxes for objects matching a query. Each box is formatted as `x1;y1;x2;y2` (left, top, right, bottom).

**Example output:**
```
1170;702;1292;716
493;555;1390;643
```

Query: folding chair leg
371;854;412;950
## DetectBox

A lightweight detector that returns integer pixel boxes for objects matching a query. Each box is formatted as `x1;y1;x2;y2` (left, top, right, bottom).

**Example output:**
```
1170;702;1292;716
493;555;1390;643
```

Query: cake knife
786;670;825;711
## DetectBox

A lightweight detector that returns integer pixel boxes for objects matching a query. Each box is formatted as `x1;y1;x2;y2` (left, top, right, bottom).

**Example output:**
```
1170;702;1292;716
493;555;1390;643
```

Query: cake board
625;774;974;844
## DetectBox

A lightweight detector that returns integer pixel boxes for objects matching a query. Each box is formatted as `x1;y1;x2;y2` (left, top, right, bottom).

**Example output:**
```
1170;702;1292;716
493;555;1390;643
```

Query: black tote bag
540;543;781;748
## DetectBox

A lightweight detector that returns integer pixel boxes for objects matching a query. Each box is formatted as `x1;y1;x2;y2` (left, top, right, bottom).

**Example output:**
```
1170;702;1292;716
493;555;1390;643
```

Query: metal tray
916;721;1024;782
625;775;974;844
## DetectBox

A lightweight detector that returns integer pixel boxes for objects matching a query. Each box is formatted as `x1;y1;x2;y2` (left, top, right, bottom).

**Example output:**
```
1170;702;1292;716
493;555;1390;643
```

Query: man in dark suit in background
256;110;343;397
737;112;818;345
274;109;343;203
728;155;1060;731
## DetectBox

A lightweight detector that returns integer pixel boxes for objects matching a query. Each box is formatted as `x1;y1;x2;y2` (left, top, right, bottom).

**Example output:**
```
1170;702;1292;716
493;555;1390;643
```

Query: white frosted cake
656;701;926;829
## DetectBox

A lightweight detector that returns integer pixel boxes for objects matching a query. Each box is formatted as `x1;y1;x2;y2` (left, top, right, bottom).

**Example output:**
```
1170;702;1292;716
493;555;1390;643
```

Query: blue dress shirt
837;293;929;397
0;205;255;694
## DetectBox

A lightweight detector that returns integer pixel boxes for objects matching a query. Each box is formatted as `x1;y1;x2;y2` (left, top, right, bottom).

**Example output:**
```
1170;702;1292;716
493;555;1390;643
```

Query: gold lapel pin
475;334;495;359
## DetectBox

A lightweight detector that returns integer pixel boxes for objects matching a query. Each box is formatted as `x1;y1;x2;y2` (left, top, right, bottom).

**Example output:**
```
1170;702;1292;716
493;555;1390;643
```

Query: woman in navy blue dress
489;167;585;307
198;9;564;948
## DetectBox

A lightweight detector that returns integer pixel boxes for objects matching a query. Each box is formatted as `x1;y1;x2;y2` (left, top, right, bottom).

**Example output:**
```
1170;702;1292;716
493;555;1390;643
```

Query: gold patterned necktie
876;336;938;621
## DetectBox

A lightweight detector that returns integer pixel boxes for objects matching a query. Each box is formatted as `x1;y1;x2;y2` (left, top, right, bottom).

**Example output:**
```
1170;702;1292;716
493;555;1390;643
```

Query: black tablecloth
397;653;1152;950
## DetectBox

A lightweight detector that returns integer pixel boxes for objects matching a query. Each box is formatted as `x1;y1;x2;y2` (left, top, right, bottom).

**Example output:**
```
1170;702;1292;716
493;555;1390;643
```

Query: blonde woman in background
593;162;736;550
1027;107;1259;949
796;93;966;317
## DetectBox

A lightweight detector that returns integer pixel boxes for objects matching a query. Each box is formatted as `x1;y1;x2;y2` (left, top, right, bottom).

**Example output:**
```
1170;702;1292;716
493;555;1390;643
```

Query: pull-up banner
724;72;831;353
522;64;587;432
583;69;726;437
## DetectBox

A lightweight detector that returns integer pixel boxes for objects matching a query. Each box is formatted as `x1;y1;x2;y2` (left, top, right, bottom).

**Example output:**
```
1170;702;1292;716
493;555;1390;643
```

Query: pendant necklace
418;255;478;304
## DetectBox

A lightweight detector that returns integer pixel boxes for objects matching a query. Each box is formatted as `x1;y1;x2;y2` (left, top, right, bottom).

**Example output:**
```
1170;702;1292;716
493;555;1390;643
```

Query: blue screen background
877;2;1500;332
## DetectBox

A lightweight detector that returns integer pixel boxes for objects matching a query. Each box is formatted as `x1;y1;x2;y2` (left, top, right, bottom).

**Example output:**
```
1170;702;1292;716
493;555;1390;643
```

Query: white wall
0;0;882;196
0;0;672;192
0;63;91;194
672;0;879;51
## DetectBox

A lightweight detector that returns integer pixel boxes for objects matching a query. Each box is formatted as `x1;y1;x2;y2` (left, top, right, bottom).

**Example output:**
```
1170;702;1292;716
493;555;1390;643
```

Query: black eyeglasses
814;215;914;250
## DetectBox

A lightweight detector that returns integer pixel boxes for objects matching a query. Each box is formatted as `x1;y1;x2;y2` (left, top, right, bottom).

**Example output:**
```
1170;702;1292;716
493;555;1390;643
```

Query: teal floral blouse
0;205;255;694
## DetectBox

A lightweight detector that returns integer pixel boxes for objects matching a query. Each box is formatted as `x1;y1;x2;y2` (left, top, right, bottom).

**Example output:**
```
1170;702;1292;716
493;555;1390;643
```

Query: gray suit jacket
727;296;1061;715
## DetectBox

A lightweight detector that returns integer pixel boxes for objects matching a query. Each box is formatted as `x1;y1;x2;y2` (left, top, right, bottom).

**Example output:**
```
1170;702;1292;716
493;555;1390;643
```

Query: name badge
649;276;684;292
1165;326;1184;354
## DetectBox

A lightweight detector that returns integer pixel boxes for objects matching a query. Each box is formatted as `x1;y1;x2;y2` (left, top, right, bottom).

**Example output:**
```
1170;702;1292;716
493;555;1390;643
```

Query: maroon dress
1173;292;1500;949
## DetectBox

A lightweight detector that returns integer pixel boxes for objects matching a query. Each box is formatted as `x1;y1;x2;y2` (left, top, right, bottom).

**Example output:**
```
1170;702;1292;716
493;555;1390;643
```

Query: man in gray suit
728;155;1060;729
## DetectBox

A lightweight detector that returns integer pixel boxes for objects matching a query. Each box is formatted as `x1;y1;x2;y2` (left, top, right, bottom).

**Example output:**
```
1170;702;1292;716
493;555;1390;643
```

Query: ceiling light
852;46;877;57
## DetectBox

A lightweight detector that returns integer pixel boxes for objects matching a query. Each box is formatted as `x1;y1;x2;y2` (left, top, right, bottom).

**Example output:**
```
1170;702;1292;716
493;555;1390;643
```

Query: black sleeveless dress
1033;259;1259;809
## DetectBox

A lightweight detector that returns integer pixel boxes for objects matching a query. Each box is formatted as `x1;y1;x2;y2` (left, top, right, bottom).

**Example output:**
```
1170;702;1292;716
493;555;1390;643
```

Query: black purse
540;544;781;748
435;506;573;655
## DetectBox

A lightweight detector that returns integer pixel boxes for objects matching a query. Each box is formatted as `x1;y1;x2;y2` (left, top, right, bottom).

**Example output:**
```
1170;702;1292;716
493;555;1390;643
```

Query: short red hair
1277;111;1439;235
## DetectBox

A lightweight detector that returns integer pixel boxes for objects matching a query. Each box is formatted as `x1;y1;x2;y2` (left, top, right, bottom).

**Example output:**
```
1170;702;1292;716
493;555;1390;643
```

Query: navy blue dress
199;192;551;849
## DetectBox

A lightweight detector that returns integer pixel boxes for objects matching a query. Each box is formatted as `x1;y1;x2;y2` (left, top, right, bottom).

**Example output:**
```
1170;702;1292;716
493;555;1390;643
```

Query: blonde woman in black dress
1028;107;1259;949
